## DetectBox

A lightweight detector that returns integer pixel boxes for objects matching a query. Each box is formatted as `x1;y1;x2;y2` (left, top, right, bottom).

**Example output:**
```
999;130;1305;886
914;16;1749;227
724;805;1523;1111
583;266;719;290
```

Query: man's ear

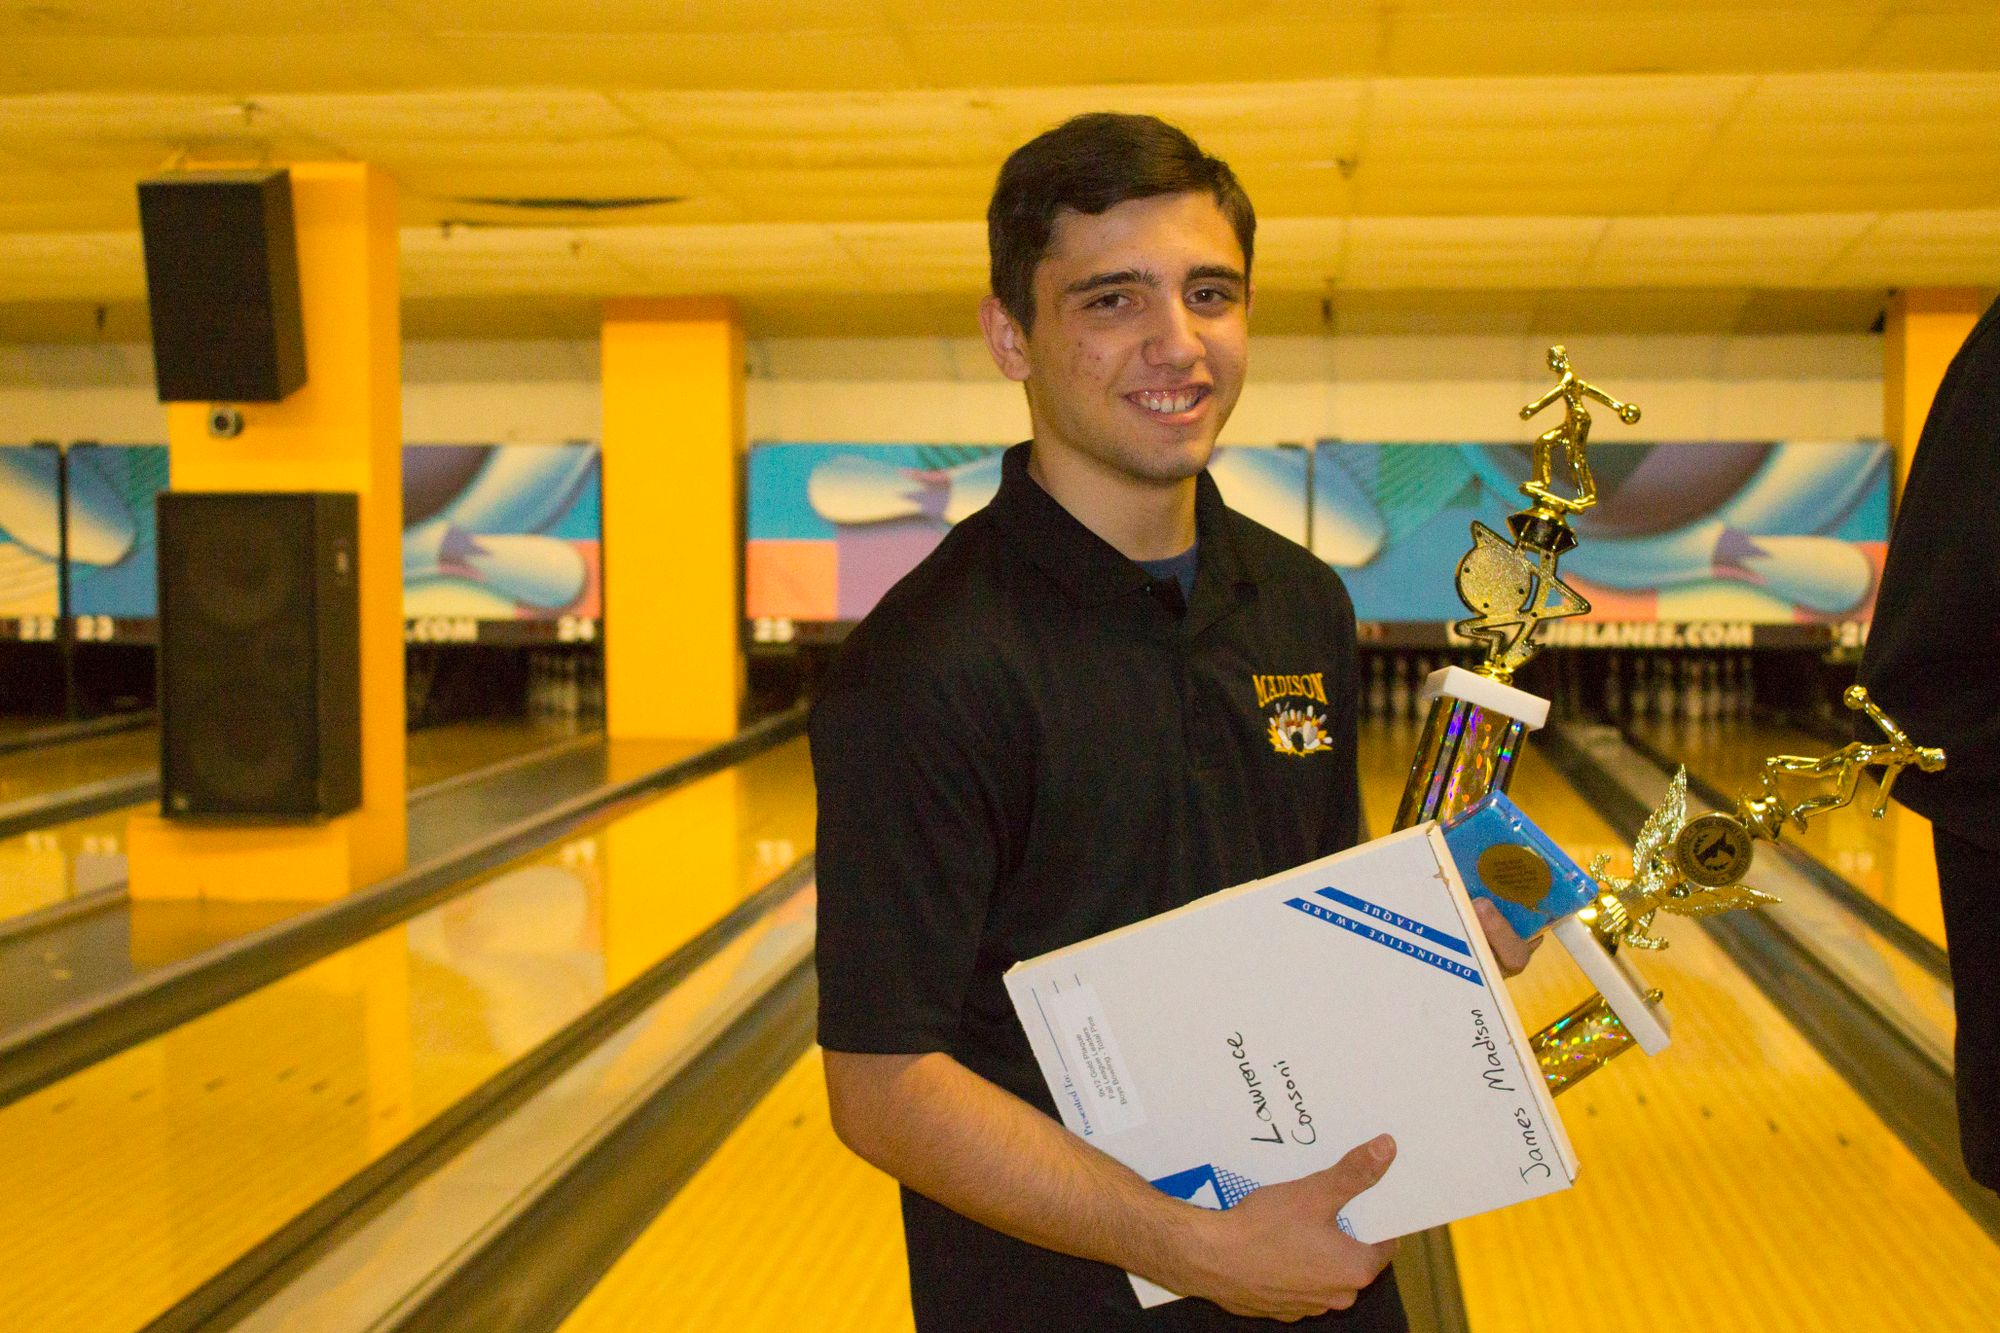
979;294;1032;384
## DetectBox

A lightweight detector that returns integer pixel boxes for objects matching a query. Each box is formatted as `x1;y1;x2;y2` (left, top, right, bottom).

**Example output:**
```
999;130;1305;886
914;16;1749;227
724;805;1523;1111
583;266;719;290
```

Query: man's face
983;191;1249;488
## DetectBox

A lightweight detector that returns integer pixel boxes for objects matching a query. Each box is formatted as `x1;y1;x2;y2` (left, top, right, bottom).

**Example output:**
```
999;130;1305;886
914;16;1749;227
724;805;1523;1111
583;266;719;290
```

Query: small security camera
207;404;245;438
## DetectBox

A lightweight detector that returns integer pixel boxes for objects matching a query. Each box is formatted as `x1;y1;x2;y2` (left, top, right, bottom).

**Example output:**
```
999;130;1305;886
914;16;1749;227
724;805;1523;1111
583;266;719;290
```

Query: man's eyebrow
1186;264;1247;286
1064;268;1158;296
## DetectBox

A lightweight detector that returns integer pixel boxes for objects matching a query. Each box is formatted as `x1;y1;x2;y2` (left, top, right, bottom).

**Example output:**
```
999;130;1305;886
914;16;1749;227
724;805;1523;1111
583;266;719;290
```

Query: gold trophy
1391;347;1947;1094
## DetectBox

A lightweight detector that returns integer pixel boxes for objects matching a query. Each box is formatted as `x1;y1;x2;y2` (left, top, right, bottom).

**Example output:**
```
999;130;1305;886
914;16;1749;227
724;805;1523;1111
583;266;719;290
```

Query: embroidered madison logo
1253;672;1332;757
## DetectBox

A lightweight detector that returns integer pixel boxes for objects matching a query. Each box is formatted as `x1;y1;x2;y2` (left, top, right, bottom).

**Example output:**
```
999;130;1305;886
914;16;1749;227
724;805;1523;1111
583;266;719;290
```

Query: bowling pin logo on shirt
1252;672;1335;757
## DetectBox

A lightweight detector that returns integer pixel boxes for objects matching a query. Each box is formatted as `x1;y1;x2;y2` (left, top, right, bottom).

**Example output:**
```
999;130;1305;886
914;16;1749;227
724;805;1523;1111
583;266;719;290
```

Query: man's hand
1472;897;1543;977
1169;1134;1401;1322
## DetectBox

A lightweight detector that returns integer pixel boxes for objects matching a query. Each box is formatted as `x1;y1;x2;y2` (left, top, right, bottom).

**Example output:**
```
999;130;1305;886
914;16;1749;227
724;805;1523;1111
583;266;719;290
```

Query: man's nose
1145;300;1203;368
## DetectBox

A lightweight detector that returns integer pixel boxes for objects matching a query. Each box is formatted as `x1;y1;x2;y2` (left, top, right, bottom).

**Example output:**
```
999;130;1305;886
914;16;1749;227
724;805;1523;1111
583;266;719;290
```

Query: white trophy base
1418;665;1551;730
1551;915;1672;1055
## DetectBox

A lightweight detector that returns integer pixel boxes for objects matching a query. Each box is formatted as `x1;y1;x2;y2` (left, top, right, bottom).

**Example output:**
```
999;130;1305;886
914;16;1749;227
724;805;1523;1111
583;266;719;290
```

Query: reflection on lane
0;717;593;929
1627;716;1946;948
1451;739;2000;1332
0;738;814;1333
0;808;129;923
0;726;155;808
404;716;593;789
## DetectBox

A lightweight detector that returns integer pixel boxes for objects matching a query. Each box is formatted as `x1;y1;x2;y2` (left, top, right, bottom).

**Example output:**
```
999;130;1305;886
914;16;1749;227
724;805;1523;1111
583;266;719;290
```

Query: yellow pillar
128;162;405;902
1874;288;1982;941
600;297;745;741
1883;287;1984;497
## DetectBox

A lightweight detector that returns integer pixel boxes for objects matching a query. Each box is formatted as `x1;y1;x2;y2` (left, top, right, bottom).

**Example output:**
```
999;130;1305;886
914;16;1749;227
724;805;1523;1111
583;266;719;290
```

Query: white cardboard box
1005;823;1577;1307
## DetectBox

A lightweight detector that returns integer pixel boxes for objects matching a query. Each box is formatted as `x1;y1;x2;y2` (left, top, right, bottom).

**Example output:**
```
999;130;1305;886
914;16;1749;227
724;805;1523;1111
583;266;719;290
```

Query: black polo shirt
812;443;1399;1331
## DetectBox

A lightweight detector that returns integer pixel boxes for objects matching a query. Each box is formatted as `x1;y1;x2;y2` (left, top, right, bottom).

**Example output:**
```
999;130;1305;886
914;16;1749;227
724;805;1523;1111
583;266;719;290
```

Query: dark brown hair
986;113;1255;330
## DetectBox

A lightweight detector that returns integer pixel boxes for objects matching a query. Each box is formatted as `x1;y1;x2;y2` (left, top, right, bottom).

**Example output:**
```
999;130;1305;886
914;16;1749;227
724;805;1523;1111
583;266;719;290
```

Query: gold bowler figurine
1518;344;1643;516
1391;346;1946;1095
1446;346;1639;681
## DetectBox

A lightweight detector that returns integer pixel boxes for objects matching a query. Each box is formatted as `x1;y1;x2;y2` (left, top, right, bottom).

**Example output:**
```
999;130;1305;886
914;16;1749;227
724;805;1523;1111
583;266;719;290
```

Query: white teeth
1135;388;1203;414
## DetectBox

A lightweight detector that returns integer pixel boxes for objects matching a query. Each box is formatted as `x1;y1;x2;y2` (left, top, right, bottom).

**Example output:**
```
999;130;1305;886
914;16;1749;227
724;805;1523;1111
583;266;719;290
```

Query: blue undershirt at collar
1135;543;1198;606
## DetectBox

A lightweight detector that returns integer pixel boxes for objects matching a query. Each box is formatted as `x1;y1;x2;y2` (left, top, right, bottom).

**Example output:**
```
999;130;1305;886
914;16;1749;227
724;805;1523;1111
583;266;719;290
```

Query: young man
810;114;1534;1329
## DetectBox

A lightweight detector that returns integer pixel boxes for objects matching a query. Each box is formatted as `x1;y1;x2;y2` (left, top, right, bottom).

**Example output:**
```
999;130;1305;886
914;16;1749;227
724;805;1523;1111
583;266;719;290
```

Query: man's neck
1025;441;1198;563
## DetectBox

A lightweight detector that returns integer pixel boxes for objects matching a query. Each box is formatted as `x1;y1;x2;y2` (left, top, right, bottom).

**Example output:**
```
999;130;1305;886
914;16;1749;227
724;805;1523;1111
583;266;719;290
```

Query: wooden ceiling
1;2;1997;338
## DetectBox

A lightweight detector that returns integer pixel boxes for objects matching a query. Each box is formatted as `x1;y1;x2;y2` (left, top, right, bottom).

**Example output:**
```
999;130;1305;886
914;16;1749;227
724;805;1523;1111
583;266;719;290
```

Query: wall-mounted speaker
138;169;307;403
158;492;360;818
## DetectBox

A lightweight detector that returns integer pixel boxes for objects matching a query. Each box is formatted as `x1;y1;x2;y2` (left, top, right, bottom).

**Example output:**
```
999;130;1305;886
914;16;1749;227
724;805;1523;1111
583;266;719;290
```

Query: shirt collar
988;441;1271;607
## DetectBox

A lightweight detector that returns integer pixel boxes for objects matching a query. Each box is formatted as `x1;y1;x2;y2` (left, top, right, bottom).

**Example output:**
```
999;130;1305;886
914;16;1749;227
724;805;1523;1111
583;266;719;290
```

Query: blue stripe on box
1286;898;1484;986
1315;885;1473;957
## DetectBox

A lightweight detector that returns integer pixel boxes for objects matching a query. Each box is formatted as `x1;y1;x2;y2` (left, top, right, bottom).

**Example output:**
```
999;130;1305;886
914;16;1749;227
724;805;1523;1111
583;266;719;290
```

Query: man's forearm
825;1050;1203;1289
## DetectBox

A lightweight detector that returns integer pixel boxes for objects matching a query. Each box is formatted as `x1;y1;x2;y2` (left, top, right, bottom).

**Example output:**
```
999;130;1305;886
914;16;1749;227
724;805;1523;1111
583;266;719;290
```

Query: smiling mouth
1129;386;1210;416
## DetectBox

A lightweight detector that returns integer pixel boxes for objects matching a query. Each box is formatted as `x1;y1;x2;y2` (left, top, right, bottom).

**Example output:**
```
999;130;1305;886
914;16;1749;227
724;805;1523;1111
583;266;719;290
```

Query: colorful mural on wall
1313;441;1890;627
0;445;62;619
748;438;1890;640
65;444;169;621
403;443;602;622
745;442;1307;633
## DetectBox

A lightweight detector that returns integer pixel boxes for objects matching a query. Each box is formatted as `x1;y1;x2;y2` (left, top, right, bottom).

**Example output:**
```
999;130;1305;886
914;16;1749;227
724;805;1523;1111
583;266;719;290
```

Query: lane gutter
0;730;604;948
384;961;819;1333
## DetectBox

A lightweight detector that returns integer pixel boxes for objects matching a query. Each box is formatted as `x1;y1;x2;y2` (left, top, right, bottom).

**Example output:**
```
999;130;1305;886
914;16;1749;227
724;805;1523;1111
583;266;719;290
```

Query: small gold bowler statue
1391;348;1946;1094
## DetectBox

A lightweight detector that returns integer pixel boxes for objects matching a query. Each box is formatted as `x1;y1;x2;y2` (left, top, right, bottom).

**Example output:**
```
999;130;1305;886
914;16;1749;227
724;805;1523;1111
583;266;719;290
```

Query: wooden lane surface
1449;734;2000;1332
572;718;2000;1333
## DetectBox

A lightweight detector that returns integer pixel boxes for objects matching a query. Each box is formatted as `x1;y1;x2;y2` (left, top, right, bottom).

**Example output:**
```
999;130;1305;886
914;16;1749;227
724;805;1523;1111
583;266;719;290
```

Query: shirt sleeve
809;647;1019;1055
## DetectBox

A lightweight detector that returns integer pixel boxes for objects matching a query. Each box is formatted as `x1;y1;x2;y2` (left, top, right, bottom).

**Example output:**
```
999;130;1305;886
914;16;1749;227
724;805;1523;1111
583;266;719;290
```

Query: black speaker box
158;492;360;818
138;169;307;403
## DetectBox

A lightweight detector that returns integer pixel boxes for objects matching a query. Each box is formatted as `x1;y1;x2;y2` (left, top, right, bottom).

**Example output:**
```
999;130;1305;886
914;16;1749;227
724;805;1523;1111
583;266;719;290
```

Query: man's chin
1030;426;1218;488
1123;439;1217;485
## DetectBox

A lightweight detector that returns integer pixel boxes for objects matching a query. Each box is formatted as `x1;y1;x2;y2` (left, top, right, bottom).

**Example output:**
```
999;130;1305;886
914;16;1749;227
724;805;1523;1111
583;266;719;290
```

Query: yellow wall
600;297;745;741
129;162;405;901
1883;288;1985;497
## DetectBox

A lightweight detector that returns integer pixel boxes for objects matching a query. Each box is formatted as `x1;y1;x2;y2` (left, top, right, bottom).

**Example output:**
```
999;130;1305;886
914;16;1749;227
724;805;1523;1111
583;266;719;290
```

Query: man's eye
1087;292;1130;310
1190;286;1236;307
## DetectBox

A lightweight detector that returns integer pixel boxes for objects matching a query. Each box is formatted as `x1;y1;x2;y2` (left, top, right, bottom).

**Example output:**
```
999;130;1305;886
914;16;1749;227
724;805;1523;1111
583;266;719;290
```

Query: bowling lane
558;717;2000;1333
559;1046;913;1333
0;723;154;808
405;714;591;787
553;718;1446;1332
0;715;588;929
0;736;812;1333
1451;736;2000;1332
1625;714;1948;949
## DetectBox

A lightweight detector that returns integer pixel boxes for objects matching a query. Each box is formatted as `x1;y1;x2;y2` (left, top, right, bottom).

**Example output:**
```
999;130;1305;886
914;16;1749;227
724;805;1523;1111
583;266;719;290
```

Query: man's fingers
1312;1133;1397;1210
1473;898;1536;975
